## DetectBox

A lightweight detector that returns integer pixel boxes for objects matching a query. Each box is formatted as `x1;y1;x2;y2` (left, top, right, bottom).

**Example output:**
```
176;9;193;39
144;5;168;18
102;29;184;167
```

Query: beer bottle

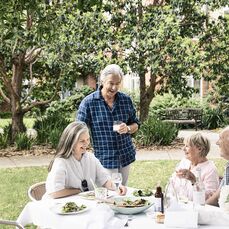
154;186;164;213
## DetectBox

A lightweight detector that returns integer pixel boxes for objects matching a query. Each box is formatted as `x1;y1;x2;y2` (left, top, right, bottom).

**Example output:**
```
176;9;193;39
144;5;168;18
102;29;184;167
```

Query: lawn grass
0;118;35;129
0;159;227;228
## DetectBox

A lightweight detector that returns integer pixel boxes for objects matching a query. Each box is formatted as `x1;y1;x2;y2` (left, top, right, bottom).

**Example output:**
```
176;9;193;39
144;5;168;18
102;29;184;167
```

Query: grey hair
48;121;89;171
100;64;124;83
184;133;210;157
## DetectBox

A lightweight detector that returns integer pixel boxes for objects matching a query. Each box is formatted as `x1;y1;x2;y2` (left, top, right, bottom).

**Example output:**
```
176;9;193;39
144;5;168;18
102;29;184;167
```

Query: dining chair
28;181;46;201
0;219;25;229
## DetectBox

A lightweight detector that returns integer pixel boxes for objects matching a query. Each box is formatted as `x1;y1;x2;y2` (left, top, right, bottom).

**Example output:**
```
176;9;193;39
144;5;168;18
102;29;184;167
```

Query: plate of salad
50;201;89;215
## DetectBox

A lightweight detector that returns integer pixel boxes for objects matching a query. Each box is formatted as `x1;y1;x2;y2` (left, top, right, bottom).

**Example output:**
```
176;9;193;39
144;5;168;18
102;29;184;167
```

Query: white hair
100;64;124;83
222;126;229;141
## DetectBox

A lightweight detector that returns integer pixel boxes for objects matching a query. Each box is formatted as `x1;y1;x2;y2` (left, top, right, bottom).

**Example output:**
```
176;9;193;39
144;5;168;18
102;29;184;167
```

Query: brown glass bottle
154;186;164;213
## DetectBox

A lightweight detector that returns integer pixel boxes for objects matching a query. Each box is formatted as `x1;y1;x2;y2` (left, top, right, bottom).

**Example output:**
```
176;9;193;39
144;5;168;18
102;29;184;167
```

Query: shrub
203;107;226;129
49;128;63;148
15;133;34;150
0;111;11;118
0;133;8;149
33;113;70;145
1;124;12;146
45;86;94;118
134;116;179;146
149;93;206;118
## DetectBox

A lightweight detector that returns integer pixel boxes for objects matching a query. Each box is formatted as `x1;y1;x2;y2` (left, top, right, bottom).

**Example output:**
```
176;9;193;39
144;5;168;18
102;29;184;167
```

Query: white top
45;152;110;194
168;158;219;200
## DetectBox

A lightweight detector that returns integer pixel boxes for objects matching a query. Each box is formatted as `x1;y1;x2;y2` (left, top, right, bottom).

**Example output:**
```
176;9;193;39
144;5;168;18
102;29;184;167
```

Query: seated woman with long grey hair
44;121;127;198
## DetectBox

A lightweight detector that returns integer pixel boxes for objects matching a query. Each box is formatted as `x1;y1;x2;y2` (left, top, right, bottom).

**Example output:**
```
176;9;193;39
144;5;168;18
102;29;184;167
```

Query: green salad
133;189;153;197
62;202;86;213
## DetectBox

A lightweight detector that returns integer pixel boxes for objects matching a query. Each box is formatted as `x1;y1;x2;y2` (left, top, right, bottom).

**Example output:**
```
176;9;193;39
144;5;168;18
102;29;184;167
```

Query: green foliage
45;86;94;118
1;124;12;146
104;0;229;121
33;113;70;145
135;116;179;146
149;93;206;117
15;133;34;150
0;133;8;149
49;128;62;149
0;111;11;118
203;107;226;129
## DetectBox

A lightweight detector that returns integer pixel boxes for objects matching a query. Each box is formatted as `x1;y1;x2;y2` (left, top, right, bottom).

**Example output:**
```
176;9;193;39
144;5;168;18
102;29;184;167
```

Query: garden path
0;129;221;168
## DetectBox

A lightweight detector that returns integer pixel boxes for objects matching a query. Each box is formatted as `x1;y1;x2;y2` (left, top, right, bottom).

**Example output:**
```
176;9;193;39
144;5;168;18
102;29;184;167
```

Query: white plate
79;190;116;200
50;202;89;215
109;197;154;215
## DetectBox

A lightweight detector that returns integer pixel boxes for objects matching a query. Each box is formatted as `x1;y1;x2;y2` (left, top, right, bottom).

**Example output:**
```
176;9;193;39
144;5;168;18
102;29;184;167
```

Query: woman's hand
118;185;127;195
176;169;196;184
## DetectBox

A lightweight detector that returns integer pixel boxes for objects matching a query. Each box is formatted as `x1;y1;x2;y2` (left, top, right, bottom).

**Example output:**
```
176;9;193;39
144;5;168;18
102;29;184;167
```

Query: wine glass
111;173;122;191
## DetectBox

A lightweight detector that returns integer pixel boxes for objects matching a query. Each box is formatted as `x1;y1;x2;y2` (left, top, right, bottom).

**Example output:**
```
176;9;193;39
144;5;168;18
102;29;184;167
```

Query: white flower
26;128;37;139
0;128;4;135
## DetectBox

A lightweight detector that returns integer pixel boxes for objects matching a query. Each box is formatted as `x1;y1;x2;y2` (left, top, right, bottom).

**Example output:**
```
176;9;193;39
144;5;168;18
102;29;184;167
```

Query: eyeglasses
81;179;89;192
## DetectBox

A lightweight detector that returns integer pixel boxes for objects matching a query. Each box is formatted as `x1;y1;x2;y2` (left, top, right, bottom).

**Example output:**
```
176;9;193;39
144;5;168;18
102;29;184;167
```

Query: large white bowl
109;197;154;215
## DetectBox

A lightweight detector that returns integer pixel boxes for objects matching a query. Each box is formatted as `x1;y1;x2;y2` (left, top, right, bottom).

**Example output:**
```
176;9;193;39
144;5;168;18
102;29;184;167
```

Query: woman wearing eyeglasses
45;121;127;199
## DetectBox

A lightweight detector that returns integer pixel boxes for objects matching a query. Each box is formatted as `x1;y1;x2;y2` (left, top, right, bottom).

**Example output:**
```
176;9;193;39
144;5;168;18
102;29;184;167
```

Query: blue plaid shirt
220;161;229;187
77;88;140;169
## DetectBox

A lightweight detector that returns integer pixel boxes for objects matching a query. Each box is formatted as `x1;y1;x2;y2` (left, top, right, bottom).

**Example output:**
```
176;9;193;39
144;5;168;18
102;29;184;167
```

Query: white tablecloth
17;188;229;229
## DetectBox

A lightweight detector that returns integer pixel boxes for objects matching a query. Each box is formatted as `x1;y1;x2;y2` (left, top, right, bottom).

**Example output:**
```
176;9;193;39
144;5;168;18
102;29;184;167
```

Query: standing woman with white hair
77;64;140;185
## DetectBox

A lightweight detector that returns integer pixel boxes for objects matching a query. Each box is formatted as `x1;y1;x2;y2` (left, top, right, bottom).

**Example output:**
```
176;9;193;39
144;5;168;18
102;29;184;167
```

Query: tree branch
20;59;38;104
25;47;42;64
12;38;18;55
22;80;60;113
0;55;15;96
0;84;10;104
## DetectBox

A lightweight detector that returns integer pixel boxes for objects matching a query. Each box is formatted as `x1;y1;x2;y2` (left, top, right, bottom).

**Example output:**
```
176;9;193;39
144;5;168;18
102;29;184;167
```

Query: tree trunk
11;111;26;142
10;53;26;142
139;69;156;122
139;98;151;122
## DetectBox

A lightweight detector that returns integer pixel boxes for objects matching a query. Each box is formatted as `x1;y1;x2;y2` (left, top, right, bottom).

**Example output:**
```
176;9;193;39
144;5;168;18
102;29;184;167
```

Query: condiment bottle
154;186;164;213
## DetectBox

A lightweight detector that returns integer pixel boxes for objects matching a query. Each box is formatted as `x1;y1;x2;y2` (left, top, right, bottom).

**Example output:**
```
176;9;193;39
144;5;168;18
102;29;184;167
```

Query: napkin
164;202;198;228
197;204;229;226
85;204;125;229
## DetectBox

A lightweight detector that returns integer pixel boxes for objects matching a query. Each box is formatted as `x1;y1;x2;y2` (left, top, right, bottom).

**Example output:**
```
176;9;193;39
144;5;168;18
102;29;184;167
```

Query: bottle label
154;197;162;212
193;191;205;205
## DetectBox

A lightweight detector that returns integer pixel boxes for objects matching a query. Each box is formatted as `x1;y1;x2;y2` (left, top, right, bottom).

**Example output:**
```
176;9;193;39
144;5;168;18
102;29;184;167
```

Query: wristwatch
127;126;131;133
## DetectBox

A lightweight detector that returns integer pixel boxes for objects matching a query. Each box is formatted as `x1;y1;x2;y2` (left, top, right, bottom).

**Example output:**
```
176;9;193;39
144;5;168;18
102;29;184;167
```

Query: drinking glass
95;187;108;200
111;173;122;191
113;121;122;132
177;178;189;203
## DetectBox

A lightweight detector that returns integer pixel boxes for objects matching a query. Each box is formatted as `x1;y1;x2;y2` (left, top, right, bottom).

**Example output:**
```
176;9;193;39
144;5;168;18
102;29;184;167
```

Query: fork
124;215;133;227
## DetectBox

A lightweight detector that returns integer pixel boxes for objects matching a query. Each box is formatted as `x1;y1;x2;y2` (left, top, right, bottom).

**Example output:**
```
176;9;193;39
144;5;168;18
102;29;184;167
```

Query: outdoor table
17;187;229;229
